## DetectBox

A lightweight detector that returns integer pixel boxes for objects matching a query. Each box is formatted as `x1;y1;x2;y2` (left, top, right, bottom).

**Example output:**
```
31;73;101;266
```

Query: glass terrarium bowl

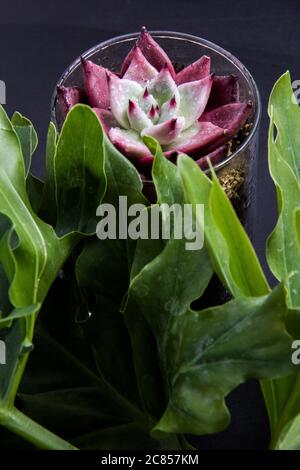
51;31;261;239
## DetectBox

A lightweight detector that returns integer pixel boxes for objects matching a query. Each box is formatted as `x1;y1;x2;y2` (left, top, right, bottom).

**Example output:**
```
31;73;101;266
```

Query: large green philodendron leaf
125;139;212;421
123;142;214;430
156;285;293;435
123;147;293;436
0;104;106;449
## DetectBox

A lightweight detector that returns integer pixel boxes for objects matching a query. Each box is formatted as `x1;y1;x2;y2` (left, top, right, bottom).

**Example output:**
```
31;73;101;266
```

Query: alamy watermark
0;80;6;104
0;340;6;365
291;340;300;365
96;196;204;251
292;80;300;105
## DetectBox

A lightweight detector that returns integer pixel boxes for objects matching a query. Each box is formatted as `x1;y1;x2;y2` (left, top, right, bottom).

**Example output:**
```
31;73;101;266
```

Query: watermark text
0;340;6;365
96;196;204;251
0;80;6;104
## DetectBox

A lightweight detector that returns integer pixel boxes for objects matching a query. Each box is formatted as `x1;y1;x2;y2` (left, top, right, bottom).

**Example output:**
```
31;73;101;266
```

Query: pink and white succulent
57;27;252;174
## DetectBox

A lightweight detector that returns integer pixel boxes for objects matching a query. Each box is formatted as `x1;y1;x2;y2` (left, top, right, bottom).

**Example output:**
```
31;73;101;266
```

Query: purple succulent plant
57;27;252;175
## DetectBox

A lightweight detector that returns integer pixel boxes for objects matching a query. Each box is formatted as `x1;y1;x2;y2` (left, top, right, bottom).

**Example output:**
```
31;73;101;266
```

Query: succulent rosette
57;27;252;175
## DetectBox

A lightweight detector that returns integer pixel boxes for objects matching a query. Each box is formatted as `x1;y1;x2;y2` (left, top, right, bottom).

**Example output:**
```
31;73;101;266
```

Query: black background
1;0;299;450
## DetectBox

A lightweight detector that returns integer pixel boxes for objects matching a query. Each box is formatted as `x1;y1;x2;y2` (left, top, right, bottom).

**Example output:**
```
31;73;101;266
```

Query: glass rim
51;30;261;173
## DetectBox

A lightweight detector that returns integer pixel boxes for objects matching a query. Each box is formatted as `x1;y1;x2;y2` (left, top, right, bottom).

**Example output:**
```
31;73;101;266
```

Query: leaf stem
1;407;77;450
8;315;37;406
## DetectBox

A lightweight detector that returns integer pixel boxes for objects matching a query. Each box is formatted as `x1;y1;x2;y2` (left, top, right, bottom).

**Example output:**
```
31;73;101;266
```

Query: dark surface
1;0;299;449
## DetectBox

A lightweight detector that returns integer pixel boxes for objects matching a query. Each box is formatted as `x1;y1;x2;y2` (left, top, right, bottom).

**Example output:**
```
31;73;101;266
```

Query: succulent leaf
165;121;225;155
139;87;159;115
109;127;152;158
109;74;143;128
175;55;211;85
200;102;252;135
56;86;85;118
121;26;175;78
93;108;119;133
159;95;178;123
196;145;227;169
81;59;111;109
141;117;185;145
127;99;152;132
206;75;240;111
148;66;179;107
177;75;213;129
123;46;158;84
148;104;160;123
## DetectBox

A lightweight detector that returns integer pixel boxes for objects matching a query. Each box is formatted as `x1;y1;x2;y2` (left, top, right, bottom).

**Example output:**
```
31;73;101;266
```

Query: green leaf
0;105;77;440
124;146;292;436
0;106;76;308
54;105;106;236
76;132;149;415
39;122;58;224
10;112;43;214
81;294;141;405
124;142;213;425
155;285;293;435
72;423;180;450
178;155;269;297
295;207;300;249
0;104;107;449
266;71;300;183
0;107;27;199
0;165;76;307
26;174;44;214
267;71;300;309
274;415;300;450
262;72;300;449
177;153;297;437
11;112;38;177
0;264;11;317
14;277;179;450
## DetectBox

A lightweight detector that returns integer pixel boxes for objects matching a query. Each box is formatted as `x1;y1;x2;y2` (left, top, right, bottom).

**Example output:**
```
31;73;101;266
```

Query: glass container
51;31;261;239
